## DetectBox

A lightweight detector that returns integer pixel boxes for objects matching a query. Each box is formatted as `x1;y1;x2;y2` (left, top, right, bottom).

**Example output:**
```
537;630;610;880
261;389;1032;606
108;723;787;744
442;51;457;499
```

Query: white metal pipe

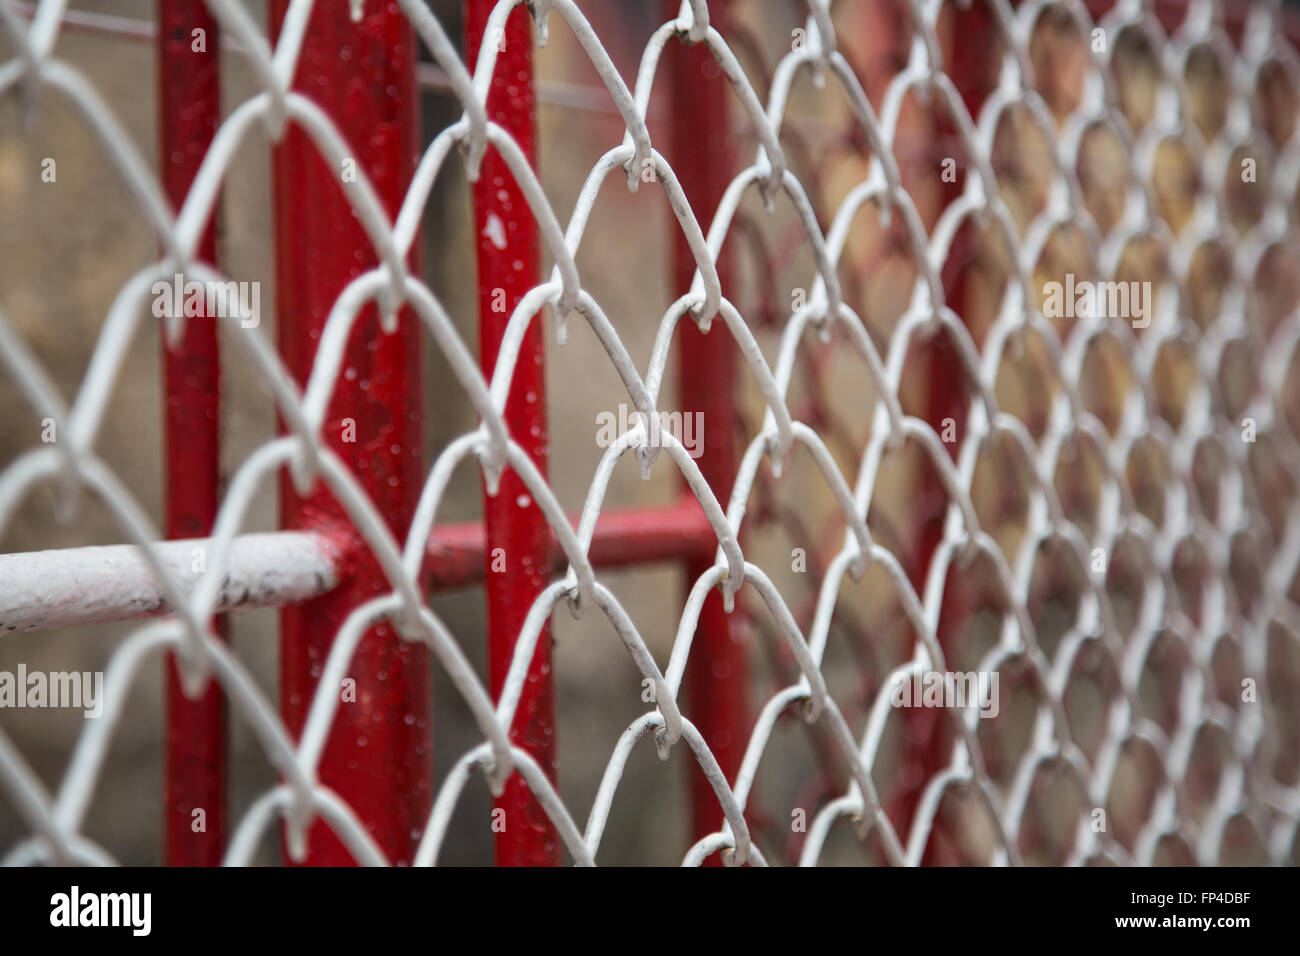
0;532;340;633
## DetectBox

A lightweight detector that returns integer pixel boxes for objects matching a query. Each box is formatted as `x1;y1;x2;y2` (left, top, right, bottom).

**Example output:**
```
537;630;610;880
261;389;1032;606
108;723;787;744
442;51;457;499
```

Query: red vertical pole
463;2;559;866
270;0;428;865
158;0;225;867
895;2;997;862
667;0;745;859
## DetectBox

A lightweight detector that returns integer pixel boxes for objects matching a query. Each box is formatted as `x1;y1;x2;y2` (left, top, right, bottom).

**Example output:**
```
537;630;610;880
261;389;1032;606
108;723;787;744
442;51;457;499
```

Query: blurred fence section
1;0;1299;867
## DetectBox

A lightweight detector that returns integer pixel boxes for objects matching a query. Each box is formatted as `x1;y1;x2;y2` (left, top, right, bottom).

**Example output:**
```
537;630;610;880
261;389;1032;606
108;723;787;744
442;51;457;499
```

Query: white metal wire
1;0;1299;866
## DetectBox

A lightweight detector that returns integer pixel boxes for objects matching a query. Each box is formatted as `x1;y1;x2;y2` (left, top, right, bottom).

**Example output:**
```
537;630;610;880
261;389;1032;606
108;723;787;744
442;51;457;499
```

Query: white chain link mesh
1;0;1299;866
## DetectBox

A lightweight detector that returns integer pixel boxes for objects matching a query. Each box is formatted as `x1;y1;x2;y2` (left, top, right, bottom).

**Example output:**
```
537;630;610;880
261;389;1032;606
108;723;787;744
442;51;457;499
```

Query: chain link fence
1;0;1298;866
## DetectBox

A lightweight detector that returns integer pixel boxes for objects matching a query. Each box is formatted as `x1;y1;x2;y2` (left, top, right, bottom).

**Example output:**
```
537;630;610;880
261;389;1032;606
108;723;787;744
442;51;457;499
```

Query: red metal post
270;0;428;865
463;1;559;866
894;1;998;862
158;0;225;867
666;0;746;859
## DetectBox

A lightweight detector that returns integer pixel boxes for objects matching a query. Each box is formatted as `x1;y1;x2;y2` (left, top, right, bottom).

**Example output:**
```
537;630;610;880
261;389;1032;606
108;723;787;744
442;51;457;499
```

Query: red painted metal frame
464;0;560;867
158;0;225;867
894;1;1000;864
665;0;747;860
423;502;716;592
269;0;429;865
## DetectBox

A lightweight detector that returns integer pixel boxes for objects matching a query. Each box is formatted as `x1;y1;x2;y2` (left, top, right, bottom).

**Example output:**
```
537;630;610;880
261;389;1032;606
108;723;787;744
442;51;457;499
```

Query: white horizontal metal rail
0;533;339;632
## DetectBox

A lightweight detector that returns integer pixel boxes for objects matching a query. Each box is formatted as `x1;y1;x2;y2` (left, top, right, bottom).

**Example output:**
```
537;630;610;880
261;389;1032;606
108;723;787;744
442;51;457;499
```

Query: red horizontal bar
423;499;716;592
